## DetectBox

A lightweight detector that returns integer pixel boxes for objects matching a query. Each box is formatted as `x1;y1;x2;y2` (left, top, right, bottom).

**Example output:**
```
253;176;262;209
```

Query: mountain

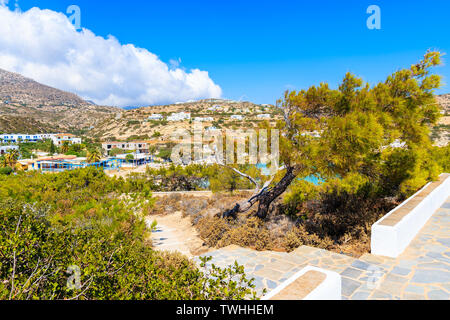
0;68;118;133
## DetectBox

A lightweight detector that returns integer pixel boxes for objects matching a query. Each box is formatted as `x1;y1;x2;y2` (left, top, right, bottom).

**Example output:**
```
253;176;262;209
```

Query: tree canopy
223;51;446;219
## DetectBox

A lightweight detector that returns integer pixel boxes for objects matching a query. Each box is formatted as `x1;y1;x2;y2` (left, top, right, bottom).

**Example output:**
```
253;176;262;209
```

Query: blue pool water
256;163;324;186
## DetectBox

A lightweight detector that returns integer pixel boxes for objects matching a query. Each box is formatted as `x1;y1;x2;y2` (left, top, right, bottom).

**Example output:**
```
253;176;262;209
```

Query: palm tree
87;149;101;164
61;141;70;154
5;149;19;168
0;156;7;168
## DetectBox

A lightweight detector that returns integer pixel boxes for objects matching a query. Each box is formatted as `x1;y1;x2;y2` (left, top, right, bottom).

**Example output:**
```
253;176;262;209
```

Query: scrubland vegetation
0;168;258;300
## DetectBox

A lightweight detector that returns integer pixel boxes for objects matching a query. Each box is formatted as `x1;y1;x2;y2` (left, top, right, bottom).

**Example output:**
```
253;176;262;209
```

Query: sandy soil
147;211;210;258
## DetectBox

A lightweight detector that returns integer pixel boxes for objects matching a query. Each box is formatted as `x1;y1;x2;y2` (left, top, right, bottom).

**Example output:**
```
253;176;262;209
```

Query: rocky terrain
434;94;450;146
0;68;118;133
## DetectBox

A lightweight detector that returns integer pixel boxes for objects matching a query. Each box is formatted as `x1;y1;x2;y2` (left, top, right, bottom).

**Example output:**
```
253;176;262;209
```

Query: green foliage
109;148;123;157
209;165;264;194
0;167;258;300
279;51;445;199
157;148;172;161
432;144;450;172
0;166;13;176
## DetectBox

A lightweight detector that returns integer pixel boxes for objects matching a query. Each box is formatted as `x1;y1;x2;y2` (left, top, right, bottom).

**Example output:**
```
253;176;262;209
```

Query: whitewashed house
194;117;214;122
148;114;163;120
231;115;244;121
208;105;222;112
257;114;271;120
50;134;82;146
0;145;19;155
167;112;191;122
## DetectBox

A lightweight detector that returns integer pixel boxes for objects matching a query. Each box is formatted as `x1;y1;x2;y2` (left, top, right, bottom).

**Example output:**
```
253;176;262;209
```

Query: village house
148;114;163;120
167;112;191;122
102;141;149;155
194;117;214;122
0;133;82;145
0;145;19;155
50;134;82;146
208;105;222;112
257;114;271;120
230;115;244;120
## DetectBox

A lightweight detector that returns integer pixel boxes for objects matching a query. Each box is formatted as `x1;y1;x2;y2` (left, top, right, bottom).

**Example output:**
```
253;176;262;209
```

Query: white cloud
0;5;222;107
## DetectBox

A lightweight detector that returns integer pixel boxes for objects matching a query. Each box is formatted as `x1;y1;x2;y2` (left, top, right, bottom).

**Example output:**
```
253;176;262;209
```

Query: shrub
0;166;13;176
0;168;258;300
196;216;231;247
218;217;274;251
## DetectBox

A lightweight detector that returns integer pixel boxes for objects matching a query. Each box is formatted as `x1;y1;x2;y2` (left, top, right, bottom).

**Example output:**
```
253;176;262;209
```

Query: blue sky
6;0;450;105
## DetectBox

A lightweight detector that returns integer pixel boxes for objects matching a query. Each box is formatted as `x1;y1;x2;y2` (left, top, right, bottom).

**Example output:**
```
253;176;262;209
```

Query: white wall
371;174;450;258
262;266;341;300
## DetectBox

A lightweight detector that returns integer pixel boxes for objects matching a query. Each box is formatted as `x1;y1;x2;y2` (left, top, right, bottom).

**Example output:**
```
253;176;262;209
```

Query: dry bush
180;197;208;218
147;194;183;216
282;225;334;252
196;216;232;247
218;217;275;251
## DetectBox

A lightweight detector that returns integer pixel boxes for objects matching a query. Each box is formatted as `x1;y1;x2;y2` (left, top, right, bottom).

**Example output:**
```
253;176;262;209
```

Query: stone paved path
197;197;450;300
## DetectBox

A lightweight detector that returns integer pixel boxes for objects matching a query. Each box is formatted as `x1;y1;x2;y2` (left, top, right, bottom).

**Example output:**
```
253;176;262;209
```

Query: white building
230;115;244;121
194;117;214;122
102;141;149;155
167;112;191;122
50;134;82;146
0;133;81;145
0;145;19;155
208;105;222;112
148;114;163;120
257;114;271;120
1;134;43;143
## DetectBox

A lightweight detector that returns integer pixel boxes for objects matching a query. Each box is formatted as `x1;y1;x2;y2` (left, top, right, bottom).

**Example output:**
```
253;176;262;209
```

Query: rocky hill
88;99;282;142
437;94;450;112
0;68;118;133
434;94;450;146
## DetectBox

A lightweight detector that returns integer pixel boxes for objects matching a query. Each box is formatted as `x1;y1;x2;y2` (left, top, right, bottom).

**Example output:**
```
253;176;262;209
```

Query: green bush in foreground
0;168;258;300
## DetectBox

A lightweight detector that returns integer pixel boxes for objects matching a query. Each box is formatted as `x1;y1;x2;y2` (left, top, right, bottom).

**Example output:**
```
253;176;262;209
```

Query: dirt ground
147;211;211;257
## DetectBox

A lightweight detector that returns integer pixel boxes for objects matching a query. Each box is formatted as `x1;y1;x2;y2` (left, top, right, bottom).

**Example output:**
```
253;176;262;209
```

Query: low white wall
262;266;341;300
371;174;450;258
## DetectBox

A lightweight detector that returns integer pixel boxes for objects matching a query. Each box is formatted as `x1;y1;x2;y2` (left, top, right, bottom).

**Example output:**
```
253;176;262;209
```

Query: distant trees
49;140;56;155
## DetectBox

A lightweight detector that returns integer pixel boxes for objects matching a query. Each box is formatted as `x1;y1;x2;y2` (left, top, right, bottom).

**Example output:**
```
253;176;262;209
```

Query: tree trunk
255;166;297;219
221;165;298;219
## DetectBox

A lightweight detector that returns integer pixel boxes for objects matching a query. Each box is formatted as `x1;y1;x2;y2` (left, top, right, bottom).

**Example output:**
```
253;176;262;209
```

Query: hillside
0;68;118;133
434;94;450;146
88;99;283;142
